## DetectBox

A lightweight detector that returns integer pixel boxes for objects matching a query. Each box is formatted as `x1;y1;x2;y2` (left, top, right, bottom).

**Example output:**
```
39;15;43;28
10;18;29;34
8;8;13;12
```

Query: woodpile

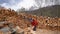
0;31;4;34
0;8;60;34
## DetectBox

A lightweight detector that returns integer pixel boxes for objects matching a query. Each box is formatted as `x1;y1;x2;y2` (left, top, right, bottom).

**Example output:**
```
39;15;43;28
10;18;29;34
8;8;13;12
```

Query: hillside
20;5;60;17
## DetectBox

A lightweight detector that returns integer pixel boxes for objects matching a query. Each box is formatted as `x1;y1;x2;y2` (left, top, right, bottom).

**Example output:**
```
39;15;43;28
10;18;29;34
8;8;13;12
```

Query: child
31;19;38;31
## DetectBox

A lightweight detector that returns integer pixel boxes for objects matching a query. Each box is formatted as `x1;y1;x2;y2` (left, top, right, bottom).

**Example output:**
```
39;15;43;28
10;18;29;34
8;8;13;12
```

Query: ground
36;29;60;34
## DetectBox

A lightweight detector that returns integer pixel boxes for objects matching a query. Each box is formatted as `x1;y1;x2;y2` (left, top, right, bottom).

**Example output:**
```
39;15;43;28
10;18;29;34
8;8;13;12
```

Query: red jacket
31;19;38;26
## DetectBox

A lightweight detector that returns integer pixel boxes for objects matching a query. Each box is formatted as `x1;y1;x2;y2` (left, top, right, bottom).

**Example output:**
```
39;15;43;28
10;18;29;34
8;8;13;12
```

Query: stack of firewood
0;8;60;34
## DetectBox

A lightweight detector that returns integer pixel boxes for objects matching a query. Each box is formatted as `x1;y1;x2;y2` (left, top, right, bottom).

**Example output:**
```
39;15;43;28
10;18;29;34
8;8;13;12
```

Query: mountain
19;5;60;17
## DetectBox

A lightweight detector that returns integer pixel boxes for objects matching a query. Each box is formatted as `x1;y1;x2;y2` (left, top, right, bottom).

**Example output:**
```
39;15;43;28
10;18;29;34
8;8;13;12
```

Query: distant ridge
20;5;60;17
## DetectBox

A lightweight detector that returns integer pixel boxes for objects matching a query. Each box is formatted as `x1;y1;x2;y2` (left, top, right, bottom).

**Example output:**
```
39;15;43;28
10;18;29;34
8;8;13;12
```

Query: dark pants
33;26;36;31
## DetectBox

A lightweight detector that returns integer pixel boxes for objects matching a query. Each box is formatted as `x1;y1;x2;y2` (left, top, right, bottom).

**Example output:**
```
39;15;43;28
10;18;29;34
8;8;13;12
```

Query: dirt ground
24;27;60;34
36;29;60;34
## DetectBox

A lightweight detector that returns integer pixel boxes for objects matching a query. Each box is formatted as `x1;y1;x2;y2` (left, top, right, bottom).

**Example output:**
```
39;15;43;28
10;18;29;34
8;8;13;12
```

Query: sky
0;0;38;11
0;0;60;11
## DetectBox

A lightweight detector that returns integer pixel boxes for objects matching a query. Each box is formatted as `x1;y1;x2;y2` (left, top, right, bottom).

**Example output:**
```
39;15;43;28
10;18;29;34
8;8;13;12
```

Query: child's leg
33;26;36;31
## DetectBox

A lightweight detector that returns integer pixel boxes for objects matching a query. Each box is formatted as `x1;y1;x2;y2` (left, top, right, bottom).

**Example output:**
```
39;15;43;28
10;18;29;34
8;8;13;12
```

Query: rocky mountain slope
20;5;60;17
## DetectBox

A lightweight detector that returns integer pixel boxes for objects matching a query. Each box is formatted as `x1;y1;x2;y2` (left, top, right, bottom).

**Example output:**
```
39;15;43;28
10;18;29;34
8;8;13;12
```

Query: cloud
0;0;37;11
17;0;37;9
0;0;60;11
0;0;22;10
